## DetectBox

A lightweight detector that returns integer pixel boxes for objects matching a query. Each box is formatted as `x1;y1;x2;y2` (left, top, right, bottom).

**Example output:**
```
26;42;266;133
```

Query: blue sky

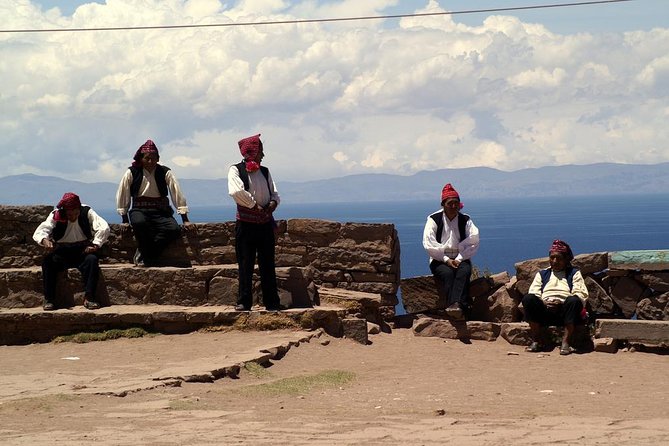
3;0;669;182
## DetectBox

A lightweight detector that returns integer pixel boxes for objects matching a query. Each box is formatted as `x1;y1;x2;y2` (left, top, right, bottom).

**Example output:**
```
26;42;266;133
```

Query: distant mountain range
2;162;668;210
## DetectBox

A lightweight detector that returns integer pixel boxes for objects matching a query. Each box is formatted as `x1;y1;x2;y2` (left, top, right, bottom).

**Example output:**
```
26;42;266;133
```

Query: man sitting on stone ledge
522;239;589;355
33;192;110;310
422;183;480;320
116;139;196;267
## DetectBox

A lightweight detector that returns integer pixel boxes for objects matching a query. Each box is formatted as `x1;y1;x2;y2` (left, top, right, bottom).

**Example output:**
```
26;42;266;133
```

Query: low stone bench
595;319;669;346
0;305;348;345
0;264;317;309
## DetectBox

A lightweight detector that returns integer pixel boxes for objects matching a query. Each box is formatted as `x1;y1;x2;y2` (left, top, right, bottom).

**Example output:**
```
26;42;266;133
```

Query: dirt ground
1;328;668;445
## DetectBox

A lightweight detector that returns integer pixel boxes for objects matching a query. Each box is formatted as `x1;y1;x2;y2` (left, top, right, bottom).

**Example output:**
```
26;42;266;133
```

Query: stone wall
401;250;669;322
0;205;400;316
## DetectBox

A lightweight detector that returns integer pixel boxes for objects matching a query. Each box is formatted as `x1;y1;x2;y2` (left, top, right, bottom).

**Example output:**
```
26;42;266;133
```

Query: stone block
514;257;550;282
610;276;645;318
609;250;669;271
635;272;669;293
470;286;519;323
585;276;616;316
500;322;532;346
341;318;368;344
572;252;608;274
399;275;446;314
469;277;493;298
593;337;618;353
636;292;669;321
595;319;669;344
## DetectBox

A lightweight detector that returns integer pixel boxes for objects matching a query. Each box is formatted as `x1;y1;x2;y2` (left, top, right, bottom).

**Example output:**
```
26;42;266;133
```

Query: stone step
595;319;669;345
0;264;316;309
0;304;348;345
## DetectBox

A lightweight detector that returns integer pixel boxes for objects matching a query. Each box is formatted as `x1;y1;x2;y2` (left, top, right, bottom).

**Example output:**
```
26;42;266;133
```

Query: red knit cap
132;139;160;168
237;134;262;172
550;239;574;261
55;192;81;221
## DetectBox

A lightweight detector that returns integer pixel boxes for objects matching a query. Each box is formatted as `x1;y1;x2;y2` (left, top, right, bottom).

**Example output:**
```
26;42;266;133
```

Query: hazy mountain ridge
2;162;668;210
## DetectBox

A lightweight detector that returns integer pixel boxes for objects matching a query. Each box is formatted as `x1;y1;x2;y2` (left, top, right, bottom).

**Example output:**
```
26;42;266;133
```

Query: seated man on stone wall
422;183;480;320
522;239;589;355
33;192;110;310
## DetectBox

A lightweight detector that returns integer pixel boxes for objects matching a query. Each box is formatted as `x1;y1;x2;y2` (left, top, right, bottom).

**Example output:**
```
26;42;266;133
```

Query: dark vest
235;161;270;192
430;211;470;243
52;206;93;241
129;165;170;197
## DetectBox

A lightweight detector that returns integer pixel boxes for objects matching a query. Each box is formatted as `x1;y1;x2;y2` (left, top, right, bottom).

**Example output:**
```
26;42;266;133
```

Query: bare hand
268;200;278;212
41;239;55;252
447;259;461;268
120;223;132;235
84;244;99;254
182;221;197;234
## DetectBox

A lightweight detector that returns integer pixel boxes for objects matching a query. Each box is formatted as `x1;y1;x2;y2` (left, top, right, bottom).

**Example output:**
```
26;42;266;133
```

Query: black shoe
265;304;287;312
84;300;100;310
234;304;250;311
43;302;55;311
445;303;463;320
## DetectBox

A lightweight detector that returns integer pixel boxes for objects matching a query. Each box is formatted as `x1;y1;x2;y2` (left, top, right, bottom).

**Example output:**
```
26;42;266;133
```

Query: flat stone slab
412;317;501;341
609;250;669;271
0;329;322;401
595;319;669;345
0;304;348;345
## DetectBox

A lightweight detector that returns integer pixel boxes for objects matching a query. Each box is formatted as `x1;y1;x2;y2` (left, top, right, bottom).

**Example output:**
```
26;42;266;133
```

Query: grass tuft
52;327;153;344
237;369;355;397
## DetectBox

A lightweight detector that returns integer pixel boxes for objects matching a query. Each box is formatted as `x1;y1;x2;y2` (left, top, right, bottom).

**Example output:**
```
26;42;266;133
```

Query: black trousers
429;259;472;308
522;294;584;326
235;220;280;309
129;208;181;264
42;245;100;304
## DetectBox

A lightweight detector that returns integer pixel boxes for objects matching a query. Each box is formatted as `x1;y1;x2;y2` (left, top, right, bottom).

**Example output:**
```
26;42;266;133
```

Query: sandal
560;344;575;356
84;300;100;310
525;341;543;353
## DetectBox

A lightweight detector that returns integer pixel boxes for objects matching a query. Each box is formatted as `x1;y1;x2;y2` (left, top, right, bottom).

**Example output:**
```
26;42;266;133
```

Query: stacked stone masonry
0;205;400;320
401;250;669;350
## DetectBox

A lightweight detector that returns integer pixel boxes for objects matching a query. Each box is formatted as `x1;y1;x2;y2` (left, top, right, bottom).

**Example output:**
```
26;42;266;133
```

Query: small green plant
53;327;153;343
237;369;355;397
244;361;273;379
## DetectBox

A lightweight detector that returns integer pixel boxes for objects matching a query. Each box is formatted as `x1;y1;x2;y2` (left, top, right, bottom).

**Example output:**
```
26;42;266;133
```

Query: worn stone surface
399;275;446;314
489;272;510;288
610;277;645;318
412;317;469;340
609;250;669;272
0;305;348;345
635;272;669;293
585;276;616;316
593;337;618;353
469;277;493;298
342;318;369;344
636;292;669;321
595;319;669;344
471;286;519;323
499;322;532;346
572;252;608;274
514;258;550;282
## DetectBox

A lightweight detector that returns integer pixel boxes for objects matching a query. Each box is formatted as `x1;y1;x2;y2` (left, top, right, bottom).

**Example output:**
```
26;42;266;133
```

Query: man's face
253;148;264;164
141;153;159;172
443;198;460;219
549;252;568;272
65;208;80;222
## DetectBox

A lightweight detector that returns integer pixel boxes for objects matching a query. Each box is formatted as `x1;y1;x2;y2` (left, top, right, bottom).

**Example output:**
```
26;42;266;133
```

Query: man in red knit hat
33;192;110;310
227;133;282;311
422;183;480;319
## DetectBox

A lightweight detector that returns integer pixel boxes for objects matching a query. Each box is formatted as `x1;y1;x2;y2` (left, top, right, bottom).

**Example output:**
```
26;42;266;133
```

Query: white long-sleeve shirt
423;211;480;263
528;268;589;304
227;165;280;208
33;206;110;247
115;167;189;215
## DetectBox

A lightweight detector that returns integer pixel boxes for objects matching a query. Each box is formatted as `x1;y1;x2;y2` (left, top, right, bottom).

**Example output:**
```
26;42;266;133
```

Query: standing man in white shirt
33;192;110;310
422;183;480;319
228;133;282;311
116;139;196;266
